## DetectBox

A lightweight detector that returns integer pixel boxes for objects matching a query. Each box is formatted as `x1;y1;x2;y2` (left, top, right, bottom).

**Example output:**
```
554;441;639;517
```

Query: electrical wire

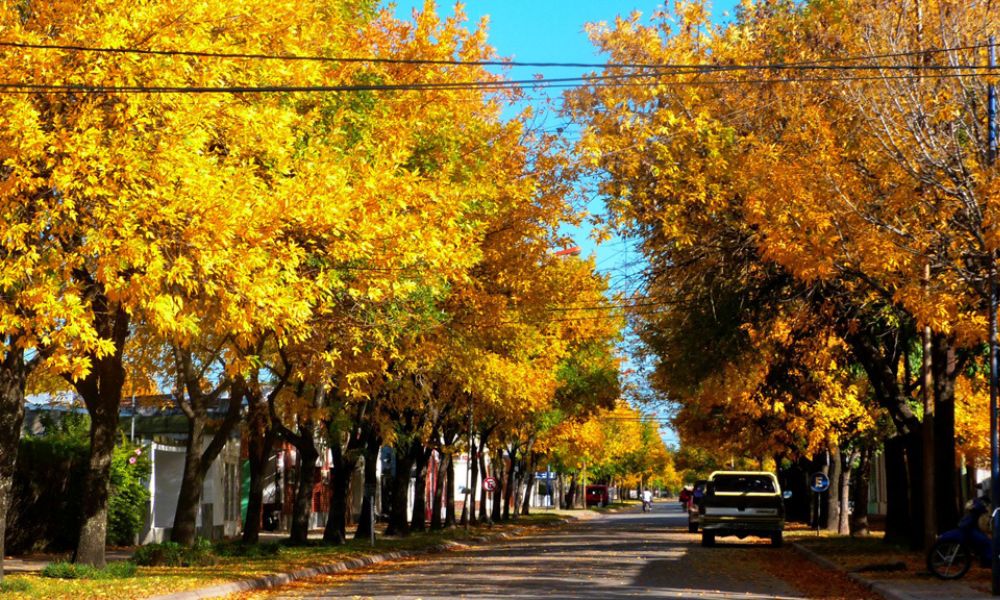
0;69;989;95
0;39;990;71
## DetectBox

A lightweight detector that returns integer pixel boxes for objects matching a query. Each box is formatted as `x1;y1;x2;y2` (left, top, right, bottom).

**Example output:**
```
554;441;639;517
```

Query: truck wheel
770;532;783;547
701;532;715;547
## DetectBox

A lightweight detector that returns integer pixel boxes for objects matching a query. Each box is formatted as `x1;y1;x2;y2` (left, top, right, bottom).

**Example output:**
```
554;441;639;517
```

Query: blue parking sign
810;472;830;493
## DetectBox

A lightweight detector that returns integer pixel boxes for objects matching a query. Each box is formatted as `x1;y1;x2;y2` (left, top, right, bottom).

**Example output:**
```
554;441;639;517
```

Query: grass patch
788;529;925;577
41;561;137;579
132;539;215;567
213;540;282;558
786;527;999;592
590;501;637;513
4;514;570;599
0;577;32;592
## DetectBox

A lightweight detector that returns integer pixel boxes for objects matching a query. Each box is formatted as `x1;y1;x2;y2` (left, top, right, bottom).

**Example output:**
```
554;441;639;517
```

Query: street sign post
810;472;830;535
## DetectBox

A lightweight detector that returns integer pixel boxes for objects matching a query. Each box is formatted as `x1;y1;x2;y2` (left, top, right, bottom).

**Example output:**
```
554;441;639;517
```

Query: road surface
252;502;871;599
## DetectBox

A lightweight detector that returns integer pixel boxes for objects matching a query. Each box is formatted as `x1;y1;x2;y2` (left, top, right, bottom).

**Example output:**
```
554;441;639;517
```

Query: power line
0;69;989;95
0;39;991;71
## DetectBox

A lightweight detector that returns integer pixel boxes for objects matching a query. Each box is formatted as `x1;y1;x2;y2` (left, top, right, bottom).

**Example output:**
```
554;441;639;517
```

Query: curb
148;527;530;600
790;541;914;600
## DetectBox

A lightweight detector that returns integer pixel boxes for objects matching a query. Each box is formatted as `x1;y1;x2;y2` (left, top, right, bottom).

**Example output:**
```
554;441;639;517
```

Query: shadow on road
282;504;807;599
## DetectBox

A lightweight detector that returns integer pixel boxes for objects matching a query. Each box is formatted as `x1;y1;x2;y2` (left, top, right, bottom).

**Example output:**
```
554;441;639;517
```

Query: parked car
687;479;708;533
585;484;610;507
699;471;787;547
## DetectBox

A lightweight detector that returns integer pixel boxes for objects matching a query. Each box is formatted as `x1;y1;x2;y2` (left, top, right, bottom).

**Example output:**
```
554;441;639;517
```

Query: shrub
107;439;151;546
132;539;215;567
40;561;137;579
6;413;89;554
6;410;151;553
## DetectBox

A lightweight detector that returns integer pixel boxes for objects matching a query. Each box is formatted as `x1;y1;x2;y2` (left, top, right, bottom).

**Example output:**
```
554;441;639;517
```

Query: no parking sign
483;476;497;492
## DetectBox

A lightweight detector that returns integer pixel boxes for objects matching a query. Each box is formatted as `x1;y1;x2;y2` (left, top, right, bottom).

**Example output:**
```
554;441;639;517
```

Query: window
712;475;775;494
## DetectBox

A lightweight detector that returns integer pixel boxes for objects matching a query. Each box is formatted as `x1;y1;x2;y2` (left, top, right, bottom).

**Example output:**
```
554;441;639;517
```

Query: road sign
810;472;830;493
483;476;497;492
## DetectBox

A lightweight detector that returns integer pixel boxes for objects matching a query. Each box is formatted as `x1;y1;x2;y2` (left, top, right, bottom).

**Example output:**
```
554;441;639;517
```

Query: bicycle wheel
927;540;972;580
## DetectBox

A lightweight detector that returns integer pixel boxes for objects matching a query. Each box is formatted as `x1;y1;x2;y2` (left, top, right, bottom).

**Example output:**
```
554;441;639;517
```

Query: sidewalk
2;550;133;573
151;525;543;600
792;540;992;600
0;514;575;599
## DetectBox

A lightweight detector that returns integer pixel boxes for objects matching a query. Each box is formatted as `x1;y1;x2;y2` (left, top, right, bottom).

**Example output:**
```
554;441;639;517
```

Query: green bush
7;412;89;554
132;539;215;567
40;561;137;579
7;410;151;553
107;438;151;546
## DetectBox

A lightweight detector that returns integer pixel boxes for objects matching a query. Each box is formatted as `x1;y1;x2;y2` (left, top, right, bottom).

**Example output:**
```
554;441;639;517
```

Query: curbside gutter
790;541;916;600
148;528;531;600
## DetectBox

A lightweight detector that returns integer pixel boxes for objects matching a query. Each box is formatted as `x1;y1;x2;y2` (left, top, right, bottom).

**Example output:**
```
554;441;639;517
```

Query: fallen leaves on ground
757;546;881;600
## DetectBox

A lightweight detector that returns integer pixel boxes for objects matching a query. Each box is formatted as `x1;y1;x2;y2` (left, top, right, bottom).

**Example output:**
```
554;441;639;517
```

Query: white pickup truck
699;471;787;547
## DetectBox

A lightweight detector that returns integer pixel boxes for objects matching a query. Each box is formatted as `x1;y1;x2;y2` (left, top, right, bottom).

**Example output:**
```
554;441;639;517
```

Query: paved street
255;503;864;599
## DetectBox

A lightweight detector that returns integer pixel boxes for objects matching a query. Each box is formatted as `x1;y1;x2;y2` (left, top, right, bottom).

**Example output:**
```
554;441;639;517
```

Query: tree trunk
478;447;490;523
842;324;924;549
69;291;130;568
385;446;415;536
242;391;276;544
521;456;536;516
503;445;517;521
411;446;431;532
431;451;447;530
838;450;853;534
921;320;935;551
904;430;925;550
932;334;959;536
564;474;577;509
354;435;380;540
491;447;505;522
884;430;927;550
171;378;243;546
446;452;458;527
491;471;504;522
850;446;872;537
75;400;120;567
172;417;207;545
826;447;841;531
466;439;478;525
884;435;911;546
0;348;28;582
324;443;357;545
288;430;319;545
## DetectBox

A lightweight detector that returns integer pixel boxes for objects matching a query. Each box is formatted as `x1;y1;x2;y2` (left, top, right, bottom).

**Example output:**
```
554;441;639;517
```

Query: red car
585;484;610;507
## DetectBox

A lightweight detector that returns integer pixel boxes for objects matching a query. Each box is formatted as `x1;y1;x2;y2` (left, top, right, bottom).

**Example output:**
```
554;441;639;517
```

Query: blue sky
386;1;740;442
387;0;739;261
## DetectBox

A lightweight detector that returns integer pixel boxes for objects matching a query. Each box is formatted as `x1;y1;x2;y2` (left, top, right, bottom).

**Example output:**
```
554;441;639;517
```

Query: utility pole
987;34;999;597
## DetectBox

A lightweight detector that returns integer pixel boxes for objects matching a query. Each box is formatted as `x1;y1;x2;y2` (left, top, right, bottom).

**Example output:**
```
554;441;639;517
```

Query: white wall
142;439;241;544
